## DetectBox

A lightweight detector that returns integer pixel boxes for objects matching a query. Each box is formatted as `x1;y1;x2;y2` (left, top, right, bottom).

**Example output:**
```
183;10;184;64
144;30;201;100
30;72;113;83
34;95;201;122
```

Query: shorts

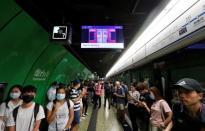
117;103;125;110
74;110;81;124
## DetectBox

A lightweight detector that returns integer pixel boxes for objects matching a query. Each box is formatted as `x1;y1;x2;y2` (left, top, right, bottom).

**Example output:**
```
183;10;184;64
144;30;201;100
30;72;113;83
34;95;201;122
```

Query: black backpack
65;100;70;109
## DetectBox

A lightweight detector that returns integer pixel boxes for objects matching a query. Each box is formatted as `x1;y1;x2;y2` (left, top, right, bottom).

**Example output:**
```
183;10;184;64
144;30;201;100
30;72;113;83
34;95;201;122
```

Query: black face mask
22;95;34;103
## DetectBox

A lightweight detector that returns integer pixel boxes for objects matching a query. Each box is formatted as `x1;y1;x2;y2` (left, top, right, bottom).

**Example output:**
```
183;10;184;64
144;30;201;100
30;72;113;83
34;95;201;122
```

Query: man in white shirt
7;85;45;131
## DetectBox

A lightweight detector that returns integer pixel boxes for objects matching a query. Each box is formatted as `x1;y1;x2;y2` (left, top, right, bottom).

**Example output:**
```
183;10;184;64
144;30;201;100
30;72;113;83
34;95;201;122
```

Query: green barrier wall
0;0;21;29
0;0;91;104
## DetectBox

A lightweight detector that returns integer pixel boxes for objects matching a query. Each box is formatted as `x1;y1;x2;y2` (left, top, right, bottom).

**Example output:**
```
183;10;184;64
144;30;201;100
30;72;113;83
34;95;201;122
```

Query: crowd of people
0;78;204;131
111;78;205;131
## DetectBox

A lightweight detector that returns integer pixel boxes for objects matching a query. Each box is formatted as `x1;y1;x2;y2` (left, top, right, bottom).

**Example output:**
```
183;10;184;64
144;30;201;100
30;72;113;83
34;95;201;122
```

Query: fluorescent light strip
106;0;198;78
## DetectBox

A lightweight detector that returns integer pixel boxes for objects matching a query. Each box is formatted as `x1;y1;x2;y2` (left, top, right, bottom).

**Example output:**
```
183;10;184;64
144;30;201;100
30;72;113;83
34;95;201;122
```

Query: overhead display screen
81;26;124;49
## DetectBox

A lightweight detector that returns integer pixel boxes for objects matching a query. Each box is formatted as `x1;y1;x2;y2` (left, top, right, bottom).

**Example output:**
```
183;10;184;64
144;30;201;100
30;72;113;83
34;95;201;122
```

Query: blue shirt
116;87;125;104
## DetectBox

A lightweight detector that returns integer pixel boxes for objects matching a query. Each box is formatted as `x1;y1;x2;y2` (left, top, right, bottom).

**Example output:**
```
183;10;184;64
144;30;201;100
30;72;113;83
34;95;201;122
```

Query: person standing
94;80;102;109
82;83;89;117
127;84;140;131
69;80;84;131
136;82;152;131
170;78;205;131
0;85;22;131
104;81;111;109
47;81;58;102
149;87;172;131
47;86;74;131
114;81;126;125
7;85;45;131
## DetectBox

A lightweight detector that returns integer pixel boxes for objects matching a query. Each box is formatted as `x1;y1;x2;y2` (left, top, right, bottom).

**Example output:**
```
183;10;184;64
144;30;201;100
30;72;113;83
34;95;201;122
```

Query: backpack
13;103;40;122
66;100;70;108
121;85;128;95
104;85;111;95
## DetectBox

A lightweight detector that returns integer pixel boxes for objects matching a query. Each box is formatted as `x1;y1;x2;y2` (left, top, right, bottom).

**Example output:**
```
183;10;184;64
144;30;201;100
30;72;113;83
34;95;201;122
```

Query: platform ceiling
16;0;164;77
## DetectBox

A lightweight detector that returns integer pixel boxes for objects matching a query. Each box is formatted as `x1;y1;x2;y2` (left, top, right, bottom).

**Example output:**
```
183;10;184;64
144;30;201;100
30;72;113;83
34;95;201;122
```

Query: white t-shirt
0;100;23;118
0;100;22;130
46;100;74;131
6;102;45;131
128;91;140;104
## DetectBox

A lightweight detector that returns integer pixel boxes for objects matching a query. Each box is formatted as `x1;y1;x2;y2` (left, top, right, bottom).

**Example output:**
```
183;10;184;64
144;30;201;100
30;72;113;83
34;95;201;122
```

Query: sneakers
82;113;88;117
81;117;86;120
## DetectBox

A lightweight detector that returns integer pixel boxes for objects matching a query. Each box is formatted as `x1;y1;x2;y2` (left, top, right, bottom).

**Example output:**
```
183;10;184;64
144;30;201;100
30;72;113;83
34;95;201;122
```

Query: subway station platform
79;96;124;131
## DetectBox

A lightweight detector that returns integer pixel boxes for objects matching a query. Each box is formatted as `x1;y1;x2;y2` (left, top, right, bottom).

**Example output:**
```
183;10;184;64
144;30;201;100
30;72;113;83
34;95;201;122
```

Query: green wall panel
48;53;91;85
43;53;91;105
0;0;21;29
23;45;67;104
0;0;91;104
0;12;49;86
48;54;72;84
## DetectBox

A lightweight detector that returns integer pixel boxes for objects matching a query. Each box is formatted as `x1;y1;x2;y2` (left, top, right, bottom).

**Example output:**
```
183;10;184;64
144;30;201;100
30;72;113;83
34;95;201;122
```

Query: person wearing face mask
47;86;74;131
7;85;45;131
135;82;151;131
127;84;140;131
69;79;84;131
0;85;22;131
47;81;59;102
149;87;172;131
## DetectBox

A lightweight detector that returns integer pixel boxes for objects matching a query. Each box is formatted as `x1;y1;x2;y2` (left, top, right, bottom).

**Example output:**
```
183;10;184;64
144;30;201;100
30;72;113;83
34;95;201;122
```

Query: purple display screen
81;26;124;49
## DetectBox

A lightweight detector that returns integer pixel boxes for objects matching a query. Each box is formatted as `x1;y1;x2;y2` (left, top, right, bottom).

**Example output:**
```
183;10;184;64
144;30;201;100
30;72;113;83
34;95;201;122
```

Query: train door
89;29;97;43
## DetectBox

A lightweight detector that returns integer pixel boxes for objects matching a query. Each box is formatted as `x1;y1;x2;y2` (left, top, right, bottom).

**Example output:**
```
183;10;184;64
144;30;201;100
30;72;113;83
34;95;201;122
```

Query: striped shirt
69;88;81;111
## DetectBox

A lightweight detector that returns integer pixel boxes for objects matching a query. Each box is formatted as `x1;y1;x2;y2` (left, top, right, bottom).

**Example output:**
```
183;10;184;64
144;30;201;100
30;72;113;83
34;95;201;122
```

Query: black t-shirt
104;84;111;96
172;103;205;131
139;91;154;108
136;92;153;120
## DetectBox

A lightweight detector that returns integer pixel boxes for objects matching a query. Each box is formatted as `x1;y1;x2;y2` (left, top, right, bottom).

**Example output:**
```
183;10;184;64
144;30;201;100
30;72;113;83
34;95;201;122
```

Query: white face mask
56;93;65;100
10;92;21;99
149;92;155;100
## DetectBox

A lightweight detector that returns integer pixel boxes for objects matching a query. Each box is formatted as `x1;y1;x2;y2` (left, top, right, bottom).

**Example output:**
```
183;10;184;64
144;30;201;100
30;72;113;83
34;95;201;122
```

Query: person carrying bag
149;87;172;131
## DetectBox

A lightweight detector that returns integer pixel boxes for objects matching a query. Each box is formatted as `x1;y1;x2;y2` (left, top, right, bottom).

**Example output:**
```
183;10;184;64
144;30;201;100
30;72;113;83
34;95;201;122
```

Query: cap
73;79;80;85
173;78;204;92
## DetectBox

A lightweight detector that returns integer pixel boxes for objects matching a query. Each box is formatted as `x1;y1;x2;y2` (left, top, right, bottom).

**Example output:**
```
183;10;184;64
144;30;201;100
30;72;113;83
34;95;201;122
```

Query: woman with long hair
127;84;140;131
149;87;172;131
47;86;74;131
0;85;22;131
